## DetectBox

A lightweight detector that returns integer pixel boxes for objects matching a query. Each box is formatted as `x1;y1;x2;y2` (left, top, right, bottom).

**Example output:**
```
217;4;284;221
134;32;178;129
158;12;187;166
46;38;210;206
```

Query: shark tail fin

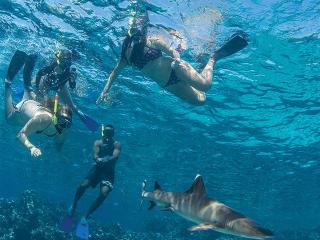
154;181;162;191
148;201;156;210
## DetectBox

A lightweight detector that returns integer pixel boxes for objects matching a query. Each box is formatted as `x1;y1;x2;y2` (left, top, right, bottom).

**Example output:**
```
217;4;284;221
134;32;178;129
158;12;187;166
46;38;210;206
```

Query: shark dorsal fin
185;175;206;196
154;181;162;191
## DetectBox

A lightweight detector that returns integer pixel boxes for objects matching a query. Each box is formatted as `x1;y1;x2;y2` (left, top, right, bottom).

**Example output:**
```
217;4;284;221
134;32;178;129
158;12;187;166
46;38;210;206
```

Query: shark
141;175;273;239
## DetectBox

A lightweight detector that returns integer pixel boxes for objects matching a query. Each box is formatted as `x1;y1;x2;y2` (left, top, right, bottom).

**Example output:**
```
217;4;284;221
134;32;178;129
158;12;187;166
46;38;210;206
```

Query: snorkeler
4;50;73;157
34;49;98;131
96;11;248;105
59;124;121;237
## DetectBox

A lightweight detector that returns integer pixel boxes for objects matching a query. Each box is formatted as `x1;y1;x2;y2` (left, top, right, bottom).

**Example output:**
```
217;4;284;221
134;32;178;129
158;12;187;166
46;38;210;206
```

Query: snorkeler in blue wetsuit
97;10;248;106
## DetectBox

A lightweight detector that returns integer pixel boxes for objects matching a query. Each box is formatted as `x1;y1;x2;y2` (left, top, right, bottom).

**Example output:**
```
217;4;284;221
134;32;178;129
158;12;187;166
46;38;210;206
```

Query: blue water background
0;0;319;238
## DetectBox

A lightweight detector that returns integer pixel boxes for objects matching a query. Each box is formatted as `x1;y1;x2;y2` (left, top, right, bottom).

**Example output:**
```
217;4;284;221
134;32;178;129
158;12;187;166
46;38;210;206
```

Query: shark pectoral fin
148;201;156;210
139;198;144;209
188;223;217;231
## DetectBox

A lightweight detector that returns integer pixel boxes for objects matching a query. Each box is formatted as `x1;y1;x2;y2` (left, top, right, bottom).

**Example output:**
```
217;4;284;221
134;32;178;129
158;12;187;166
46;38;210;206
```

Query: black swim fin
6;50;27;82
212;31;248;62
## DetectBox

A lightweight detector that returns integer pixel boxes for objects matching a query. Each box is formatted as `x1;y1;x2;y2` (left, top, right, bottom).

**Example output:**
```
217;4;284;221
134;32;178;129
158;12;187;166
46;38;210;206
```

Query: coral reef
0;190;319;240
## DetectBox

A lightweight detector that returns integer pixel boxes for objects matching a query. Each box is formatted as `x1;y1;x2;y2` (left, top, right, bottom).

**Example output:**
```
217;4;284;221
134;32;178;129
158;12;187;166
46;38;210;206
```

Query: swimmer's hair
121;35;131;59
58;105;73;119
121;29;146;60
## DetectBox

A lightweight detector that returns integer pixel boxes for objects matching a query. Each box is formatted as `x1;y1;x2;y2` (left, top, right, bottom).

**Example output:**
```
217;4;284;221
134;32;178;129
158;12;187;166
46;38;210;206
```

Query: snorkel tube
52;94;59;125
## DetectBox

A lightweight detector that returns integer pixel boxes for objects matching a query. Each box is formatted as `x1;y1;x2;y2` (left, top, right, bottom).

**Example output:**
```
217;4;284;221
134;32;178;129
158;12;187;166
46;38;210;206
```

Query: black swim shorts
85;164;115;189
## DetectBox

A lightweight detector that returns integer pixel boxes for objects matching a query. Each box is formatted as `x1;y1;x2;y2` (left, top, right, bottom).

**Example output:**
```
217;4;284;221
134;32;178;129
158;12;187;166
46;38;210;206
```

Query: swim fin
13;87;24;99
58;214;73;233
76;218;89;240
212;31;248;62
78;111;99;132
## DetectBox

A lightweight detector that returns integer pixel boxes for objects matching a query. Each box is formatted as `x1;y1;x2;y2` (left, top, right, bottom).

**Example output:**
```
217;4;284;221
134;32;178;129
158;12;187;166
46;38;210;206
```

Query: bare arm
93;140;102;163
17;113;52;157
108;141;121;162
96;59;127;104
147;36;180;59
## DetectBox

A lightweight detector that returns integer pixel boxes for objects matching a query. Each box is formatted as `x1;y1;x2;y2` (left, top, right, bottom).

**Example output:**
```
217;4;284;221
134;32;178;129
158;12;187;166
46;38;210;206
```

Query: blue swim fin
76;218;89;240
212;31;248;62
13;87;24;99
78;112;99;132
58;214;73;233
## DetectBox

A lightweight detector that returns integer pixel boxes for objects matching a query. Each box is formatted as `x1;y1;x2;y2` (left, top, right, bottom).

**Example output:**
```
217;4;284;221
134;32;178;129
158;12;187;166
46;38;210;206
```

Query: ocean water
0;0;319;239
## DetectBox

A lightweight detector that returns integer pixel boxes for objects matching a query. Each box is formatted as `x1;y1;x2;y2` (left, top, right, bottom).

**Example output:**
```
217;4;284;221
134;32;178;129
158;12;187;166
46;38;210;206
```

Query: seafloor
0;190;319;240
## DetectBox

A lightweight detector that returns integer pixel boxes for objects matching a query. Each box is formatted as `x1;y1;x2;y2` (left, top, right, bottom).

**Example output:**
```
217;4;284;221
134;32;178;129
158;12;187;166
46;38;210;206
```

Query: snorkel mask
57;111;72;129
55;49;72;69
101;124;114;141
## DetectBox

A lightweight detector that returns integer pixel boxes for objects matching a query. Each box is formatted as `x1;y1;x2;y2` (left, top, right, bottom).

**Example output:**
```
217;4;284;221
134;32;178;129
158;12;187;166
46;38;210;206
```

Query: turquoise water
0;0;319;239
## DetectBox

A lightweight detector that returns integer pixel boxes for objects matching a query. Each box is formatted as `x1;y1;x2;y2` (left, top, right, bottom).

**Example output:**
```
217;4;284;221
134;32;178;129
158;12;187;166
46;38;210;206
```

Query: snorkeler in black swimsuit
121;30;180;87
97;9;248;105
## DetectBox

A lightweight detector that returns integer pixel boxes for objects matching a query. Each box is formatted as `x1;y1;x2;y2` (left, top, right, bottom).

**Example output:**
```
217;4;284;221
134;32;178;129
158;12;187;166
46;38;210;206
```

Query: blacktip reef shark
141;175;273;239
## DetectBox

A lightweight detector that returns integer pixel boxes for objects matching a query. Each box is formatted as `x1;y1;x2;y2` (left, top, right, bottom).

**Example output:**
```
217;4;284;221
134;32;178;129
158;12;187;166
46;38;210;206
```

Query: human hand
30;147;42;157
96;158;105;166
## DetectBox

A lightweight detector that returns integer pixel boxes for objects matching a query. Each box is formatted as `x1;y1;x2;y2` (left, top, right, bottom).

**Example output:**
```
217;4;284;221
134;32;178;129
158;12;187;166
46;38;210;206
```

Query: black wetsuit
35;60;76;91
86;140;116;189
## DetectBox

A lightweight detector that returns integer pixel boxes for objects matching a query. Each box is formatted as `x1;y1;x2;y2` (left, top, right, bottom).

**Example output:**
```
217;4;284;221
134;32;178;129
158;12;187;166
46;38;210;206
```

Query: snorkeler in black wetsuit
68;124;121;225
31;49;98;131
35;49;76;95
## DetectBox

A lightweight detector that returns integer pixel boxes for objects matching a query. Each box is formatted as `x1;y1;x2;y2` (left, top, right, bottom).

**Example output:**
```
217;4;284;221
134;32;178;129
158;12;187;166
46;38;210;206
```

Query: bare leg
4;84;15;120
200;58;215;80
166;81;206;105
173;57;215;92
71;179;90;216
84;185;111;219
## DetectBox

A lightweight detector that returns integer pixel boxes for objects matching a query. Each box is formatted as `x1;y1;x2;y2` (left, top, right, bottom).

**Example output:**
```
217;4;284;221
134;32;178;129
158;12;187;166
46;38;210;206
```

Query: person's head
128;26;144;38
101;124;114;141
121;27;146;59
55;49;72;70
55;105;72;132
